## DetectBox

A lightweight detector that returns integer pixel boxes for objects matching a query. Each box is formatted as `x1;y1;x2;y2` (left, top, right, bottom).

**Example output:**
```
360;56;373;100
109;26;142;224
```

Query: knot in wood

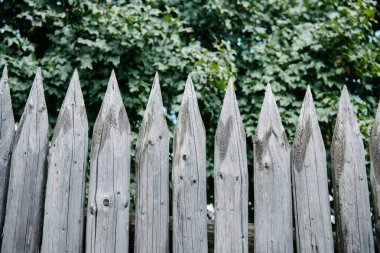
89;206;95;215
103;198;110;207
182;154;187;160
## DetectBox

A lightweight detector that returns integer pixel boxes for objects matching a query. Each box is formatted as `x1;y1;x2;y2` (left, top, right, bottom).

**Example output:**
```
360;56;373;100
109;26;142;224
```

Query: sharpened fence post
1;68;49;253
253;84;293;253
86;71;131;253
292;87;333;253
172;76;207;253
214;79;248;253
41;70;88;253
134;73;169;253
332;86;374;252
0;66;15;243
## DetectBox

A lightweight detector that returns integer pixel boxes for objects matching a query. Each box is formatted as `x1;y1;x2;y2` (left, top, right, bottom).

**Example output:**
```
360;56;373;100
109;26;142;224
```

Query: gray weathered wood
0;66;15;241
214;79;248;253
134;73;169;253
253;84;293;253
172;76;207;253
86;70;131;253
1;67;49;253
292;87;333;253
41;70;88;253
331;86;374;253
371;101;380;245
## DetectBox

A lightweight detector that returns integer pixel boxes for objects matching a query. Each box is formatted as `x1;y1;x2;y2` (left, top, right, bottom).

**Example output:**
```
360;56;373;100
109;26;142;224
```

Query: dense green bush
1;0;379;210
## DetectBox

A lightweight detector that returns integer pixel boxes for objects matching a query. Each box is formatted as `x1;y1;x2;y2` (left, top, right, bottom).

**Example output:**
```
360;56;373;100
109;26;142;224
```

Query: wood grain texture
253;84;293;253
292;87;333;253
134;73;169;253
332;86;374;253
0;66;15;241
1;68;49;253
214;79;248;253
86;71;131;253
41;70;88;253
172;76;207;253
371;101;380;245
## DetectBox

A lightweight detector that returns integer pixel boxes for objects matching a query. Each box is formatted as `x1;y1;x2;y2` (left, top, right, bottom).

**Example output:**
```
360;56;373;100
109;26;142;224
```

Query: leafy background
1;0;380;222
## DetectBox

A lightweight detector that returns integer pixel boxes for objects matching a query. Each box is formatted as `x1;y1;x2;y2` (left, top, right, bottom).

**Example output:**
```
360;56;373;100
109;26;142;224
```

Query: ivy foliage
1;0;379;206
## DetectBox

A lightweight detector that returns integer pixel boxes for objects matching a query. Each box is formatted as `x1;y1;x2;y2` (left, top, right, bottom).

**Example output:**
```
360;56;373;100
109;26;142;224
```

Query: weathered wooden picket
0;66;379;253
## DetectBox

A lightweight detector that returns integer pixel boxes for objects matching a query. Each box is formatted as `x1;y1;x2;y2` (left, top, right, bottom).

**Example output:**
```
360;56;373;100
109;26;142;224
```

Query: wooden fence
0;66;379;253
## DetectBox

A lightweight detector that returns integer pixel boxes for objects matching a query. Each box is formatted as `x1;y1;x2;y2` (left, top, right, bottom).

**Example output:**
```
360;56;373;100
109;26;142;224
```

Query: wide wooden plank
332;86;374;252
86;71;131;253
0;66;15;242
41;70;88;253
214;79;248;253
172;76;207;253
1;68;49;253
134;73;169;253
371;101;380;245
253;84;293;253
292;87;333;253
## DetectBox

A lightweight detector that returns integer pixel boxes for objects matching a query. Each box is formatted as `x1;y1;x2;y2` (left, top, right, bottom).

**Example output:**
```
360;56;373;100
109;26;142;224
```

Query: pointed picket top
215;78;246;163
51;69;87;143
134;73;169;253
0;65;14;133
332;85;363;172
172;75;207;253
370;101;380;244
332;86;374;252
292;87;333;252
255;84;287;147
136;72;169;160
214;78;248;253
293;86;324;172
175;75;204;137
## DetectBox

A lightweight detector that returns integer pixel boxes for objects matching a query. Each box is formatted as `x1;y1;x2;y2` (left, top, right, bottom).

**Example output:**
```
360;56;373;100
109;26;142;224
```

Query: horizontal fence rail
0;66;379;252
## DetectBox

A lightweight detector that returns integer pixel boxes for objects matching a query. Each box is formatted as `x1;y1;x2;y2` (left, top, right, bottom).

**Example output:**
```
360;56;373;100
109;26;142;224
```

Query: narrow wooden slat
172;76;207;253
1;68;49;253
371;101;380;244
253;84;293;253
0;66;15;241
332;86;374;252
214;79;248;253
41;70;88;253
134;73;169;253
86;70;131;253
292;87;333;253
